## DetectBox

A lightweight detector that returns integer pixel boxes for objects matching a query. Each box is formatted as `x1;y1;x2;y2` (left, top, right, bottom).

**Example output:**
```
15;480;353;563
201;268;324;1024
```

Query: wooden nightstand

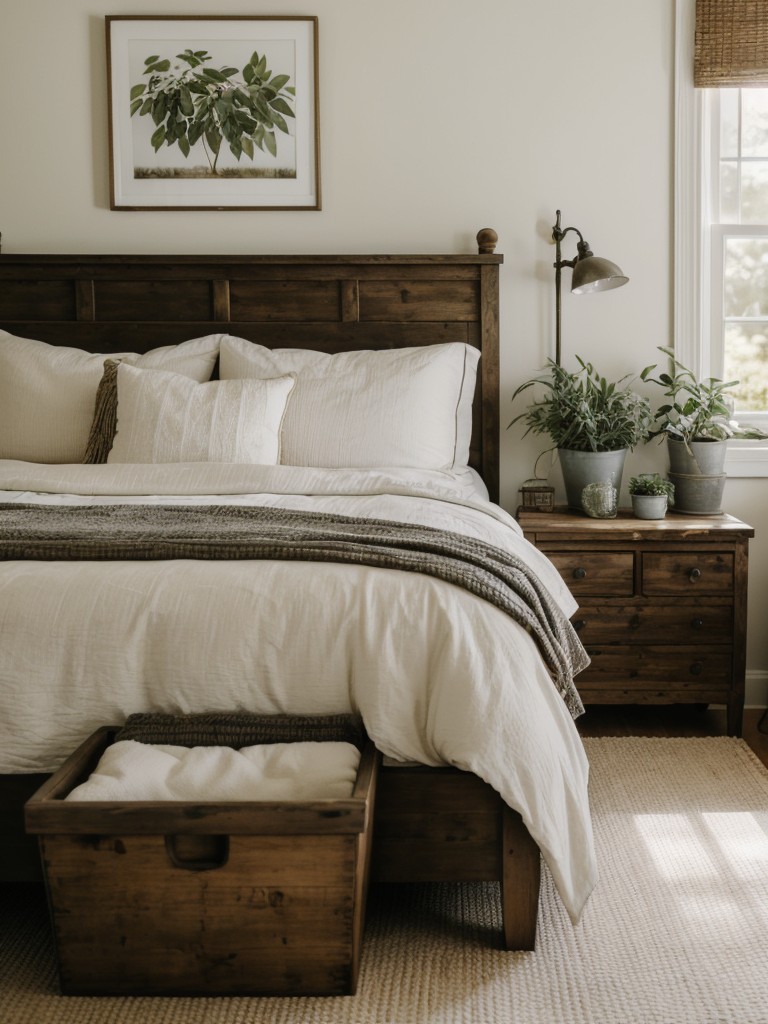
517;508;754;736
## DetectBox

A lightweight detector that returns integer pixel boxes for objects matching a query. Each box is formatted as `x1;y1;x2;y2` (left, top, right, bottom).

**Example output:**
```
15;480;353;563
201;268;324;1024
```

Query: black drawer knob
573;567;587;580
691;617;704;630
689;661;703;676
573;618;587;632
688;567;702;582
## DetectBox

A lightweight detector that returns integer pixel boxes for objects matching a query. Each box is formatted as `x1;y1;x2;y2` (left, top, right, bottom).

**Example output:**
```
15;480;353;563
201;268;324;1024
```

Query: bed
0;231;596;950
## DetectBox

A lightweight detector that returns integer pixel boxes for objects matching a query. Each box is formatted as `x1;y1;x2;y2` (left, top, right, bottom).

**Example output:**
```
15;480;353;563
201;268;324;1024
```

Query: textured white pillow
219;338;480;469
107;363;296;465
0;331;223;463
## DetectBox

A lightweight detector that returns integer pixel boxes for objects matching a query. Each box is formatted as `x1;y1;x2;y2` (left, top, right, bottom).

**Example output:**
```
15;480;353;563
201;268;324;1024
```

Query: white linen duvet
0;461;596;923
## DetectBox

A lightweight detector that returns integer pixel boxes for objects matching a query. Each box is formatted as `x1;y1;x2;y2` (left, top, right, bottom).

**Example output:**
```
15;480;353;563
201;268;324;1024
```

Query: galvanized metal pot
558;448;627;516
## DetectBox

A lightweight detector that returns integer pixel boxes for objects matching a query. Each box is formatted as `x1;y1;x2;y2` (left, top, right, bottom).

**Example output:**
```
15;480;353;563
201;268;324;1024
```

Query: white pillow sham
219;337;480;470
0;331;223;464
107;363;296;465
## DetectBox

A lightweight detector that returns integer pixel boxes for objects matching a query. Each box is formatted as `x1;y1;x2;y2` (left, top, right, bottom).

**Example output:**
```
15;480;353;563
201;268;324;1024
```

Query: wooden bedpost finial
476;228;498;254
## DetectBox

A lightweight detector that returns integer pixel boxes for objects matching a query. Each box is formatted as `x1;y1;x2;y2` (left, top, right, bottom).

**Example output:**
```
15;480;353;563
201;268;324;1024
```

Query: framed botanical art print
106;15;320;210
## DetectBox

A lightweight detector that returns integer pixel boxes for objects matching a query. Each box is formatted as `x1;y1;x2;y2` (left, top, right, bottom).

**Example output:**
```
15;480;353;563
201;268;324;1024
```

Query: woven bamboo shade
695;0;768;86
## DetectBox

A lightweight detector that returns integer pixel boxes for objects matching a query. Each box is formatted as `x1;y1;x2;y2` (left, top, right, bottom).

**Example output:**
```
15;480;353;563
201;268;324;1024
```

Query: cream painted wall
1;0;766;696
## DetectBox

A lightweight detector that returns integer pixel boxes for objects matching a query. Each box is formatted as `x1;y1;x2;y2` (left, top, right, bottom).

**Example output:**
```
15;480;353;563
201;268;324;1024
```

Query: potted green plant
641;346;765;463
628;473;675;520
641;347;766;513
509;357;653;515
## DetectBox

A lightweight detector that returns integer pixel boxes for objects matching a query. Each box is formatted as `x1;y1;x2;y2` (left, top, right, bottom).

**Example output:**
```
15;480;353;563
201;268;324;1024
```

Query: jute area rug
2;737;768;1024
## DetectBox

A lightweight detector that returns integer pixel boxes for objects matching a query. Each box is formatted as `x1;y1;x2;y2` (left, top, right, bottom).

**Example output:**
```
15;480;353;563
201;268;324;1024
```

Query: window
710;88;768;431
675;0;768;475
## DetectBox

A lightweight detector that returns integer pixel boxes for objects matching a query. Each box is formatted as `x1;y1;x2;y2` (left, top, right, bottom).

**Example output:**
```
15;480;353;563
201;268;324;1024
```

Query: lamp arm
550;207;627;368
552;211;593;268
552;209;596;365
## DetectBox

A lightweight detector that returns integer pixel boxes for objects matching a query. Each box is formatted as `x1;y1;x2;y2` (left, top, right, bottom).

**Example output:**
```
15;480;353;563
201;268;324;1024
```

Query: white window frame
675;0;768;476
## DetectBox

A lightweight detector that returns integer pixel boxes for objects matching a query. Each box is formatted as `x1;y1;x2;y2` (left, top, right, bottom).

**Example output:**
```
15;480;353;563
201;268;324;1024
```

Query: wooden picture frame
106;15;320;211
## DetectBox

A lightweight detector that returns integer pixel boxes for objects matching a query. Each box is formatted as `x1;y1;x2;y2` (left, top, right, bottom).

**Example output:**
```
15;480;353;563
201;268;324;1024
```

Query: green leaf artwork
130;48;296;177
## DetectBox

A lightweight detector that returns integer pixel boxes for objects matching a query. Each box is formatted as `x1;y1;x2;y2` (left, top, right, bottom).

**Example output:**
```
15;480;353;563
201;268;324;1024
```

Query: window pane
720;161;739;221
724;238;768;316
714;91;768;418
724;322;768;412
741;162;768;222
720;89;740;158
741;91;768;157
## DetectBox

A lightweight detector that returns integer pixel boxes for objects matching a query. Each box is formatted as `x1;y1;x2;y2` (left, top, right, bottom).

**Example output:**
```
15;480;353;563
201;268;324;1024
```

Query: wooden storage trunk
25;726;378;996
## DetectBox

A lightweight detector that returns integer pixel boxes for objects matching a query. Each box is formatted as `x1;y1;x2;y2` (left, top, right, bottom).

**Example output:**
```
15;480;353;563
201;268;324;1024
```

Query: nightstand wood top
516;507;754;541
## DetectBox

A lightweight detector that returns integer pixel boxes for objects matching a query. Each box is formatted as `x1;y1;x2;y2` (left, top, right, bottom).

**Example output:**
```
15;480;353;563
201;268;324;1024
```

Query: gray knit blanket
115;711;367;749
0;503;587;717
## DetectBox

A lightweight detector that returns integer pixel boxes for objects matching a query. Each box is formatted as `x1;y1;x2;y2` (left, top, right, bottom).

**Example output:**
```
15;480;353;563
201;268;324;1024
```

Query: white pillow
219;337;480;470
107;363;296;465
0;331;223;463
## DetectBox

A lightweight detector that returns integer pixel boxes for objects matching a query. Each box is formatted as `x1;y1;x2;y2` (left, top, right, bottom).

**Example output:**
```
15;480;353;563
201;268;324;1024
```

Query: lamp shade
571;255;629;295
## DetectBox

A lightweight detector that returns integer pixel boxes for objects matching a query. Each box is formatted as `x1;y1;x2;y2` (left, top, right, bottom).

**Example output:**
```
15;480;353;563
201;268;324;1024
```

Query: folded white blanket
64;740;361;802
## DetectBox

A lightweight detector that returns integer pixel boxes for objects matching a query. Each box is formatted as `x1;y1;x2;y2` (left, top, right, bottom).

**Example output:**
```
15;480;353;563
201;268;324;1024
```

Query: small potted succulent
628;473;675;520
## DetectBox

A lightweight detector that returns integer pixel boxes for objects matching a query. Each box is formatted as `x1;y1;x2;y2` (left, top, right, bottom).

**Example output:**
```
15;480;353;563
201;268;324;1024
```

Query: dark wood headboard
0;230;502;500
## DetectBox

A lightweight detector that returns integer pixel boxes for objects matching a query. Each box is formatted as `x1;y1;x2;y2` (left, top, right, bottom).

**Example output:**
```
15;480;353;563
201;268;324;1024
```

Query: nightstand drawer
571;603;733;644
642;552;734;595
544;551;634;597
578;645;732;687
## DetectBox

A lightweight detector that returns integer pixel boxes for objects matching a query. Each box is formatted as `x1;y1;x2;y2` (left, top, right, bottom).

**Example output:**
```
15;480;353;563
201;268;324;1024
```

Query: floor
577;704;768;769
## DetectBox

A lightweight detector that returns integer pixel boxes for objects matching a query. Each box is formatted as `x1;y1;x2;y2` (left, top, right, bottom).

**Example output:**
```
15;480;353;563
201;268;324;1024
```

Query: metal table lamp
552;209;628;365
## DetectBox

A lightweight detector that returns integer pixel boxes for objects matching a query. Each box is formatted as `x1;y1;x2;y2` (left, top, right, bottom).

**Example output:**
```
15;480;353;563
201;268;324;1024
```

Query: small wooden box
25;726;378;996
518;479;555;513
